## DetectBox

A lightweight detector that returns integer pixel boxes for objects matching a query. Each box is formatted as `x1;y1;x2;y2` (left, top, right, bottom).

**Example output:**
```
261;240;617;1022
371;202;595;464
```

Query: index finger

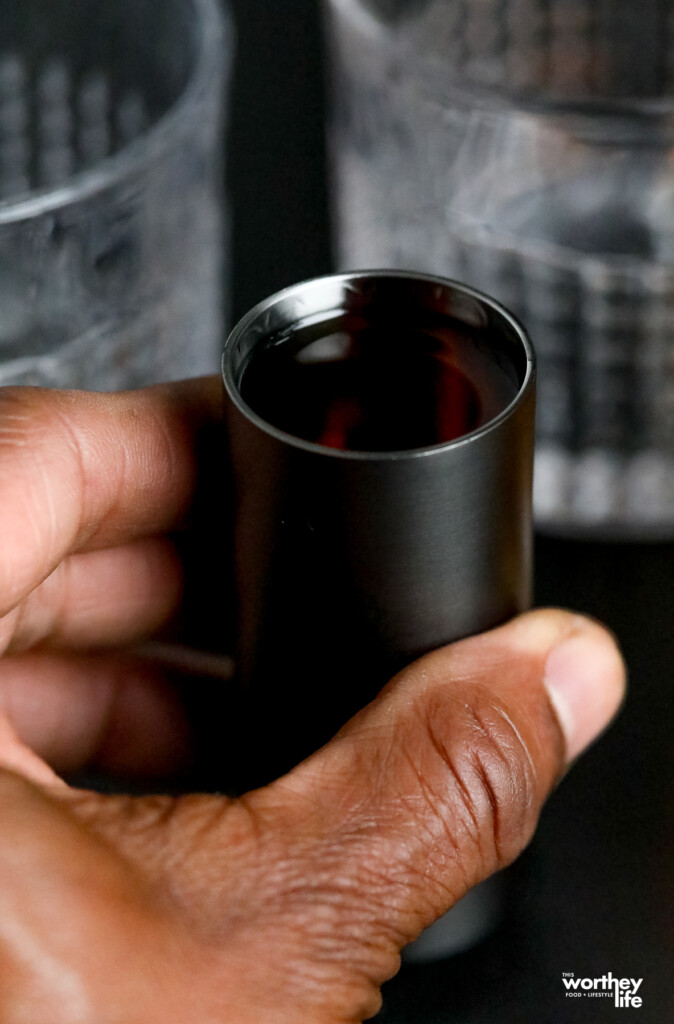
0;377;224;616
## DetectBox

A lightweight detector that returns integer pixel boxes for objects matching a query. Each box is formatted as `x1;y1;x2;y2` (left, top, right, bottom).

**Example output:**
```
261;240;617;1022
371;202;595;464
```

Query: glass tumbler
324;0;674;538
0;0;232;390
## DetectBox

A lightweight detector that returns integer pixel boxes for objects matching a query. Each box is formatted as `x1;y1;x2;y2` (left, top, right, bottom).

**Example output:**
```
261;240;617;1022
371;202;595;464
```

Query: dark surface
225;1;674;1019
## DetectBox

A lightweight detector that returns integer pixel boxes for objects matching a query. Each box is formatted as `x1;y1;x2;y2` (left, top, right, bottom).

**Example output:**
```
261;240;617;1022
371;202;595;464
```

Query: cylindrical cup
222;270;535;790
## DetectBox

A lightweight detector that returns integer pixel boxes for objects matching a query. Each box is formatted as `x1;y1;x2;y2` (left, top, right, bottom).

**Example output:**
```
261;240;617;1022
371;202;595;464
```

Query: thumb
242;609;624;996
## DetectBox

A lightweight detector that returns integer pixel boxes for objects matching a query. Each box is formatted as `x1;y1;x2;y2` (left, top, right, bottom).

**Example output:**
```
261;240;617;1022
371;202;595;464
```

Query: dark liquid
240;315;519;452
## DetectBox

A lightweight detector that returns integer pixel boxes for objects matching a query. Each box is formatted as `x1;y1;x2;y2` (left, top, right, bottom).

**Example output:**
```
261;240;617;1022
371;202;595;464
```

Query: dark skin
0;380;625;1023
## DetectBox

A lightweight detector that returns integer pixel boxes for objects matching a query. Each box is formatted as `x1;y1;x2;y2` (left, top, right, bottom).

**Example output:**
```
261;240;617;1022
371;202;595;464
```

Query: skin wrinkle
191;794;407;974
471;754;502;866
104;415;158;544
424;711;484;840
64;399;147;552
133;383;221;540
338;820;436;911
399;741;472;867
264;785;455;955
234;853;398;1022
98;414;131;544
73;791;180;849
8;453;61;597
398;712;498;895
13;558;74;653
144;403;184;516
62;794;216;932
0;397;34;451
49;401;91;549
274;786;403;909
0;394;81;611
0;607;20;655
415;692;482;815
100;795;268;935
365;811;463;932
326;822;431;933
350;722;405;819
165;800;263;919
468;699;542;866
166;817;395;1015
449;702;509;871
489;702;539;811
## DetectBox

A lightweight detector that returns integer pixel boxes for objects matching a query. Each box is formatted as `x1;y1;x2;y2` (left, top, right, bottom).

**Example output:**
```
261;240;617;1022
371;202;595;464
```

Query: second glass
324;0;674;538
0;0;232;390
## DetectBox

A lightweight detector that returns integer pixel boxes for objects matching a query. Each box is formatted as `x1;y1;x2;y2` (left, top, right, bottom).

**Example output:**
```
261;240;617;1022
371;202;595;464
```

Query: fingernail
543;625;626;763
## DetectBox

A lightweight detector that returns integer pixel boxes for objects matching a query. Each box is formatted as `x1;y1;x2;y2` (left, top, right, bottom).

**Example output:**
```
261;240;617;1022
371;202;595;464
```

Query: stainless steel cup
222;270;535;790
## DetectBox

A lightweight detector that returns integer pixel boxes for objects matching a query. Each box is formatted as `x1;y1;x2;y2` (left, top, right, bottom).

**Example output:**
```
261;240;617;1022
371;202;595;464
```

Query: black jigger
222;271;535;791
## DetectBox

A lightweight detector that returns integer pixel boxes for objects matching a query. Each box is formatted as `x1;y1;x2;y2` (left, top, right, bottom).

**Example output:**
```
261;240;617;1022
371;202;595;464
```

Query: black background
224;1;674;1020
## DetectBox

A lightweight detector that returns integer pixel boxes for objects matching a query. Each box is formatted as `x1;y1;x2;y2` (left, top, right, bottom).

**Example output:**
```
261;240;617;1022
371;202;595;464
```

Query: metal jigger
222;270;535;961
222;270;535;790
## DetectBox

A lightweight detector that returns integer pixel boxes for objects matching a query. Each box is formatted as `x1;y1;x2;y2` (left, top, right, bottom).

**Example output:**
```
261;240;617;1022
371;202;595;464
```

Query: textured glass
0;0;232;390
325;0;674;538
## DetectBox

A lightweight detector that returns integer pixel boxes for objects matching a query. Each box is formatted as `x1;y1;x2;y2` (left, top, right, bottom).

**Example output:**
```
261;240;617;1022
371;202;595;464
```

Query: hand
0;381;625;1023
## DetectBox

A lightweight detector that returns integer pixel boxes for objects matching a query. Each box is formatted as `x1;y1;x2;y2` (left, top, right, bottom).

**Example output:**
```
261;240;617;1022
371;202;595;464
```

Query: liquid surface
239;317;518;452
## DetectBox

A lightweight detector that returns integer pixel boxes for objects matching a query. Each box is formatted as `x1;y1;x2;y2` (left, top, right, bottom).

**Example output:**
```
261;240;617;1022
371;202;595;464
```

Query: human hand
0;378;228;781
0;382;625;1023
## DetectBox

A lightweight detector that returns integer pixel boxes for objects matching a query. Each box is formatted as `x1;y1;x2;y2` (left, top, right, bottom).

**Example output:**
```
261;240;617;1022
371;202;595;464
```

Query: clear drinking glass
0;0;232;390
324;0;674;538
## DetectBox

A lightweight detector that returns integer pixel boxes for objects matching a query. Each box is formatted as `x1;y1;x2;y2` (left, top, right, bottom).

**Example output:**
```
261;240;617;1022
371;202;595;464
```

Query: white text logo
562;973;643;1008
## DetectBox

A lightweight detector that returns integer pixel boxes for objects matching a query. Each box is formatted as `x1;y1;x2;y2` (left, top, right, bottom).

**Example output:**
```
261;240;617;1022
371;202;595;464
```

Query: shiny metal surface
222;271;536;788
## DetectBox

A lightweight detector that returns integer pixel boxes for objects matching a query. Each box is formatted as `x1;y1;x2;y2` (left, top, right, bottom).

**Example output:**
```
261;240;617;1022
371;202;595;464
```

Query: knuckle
0;386;55;443
0;388;90;607
414;689;546;878
5;563;68;652
0;385;88;479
